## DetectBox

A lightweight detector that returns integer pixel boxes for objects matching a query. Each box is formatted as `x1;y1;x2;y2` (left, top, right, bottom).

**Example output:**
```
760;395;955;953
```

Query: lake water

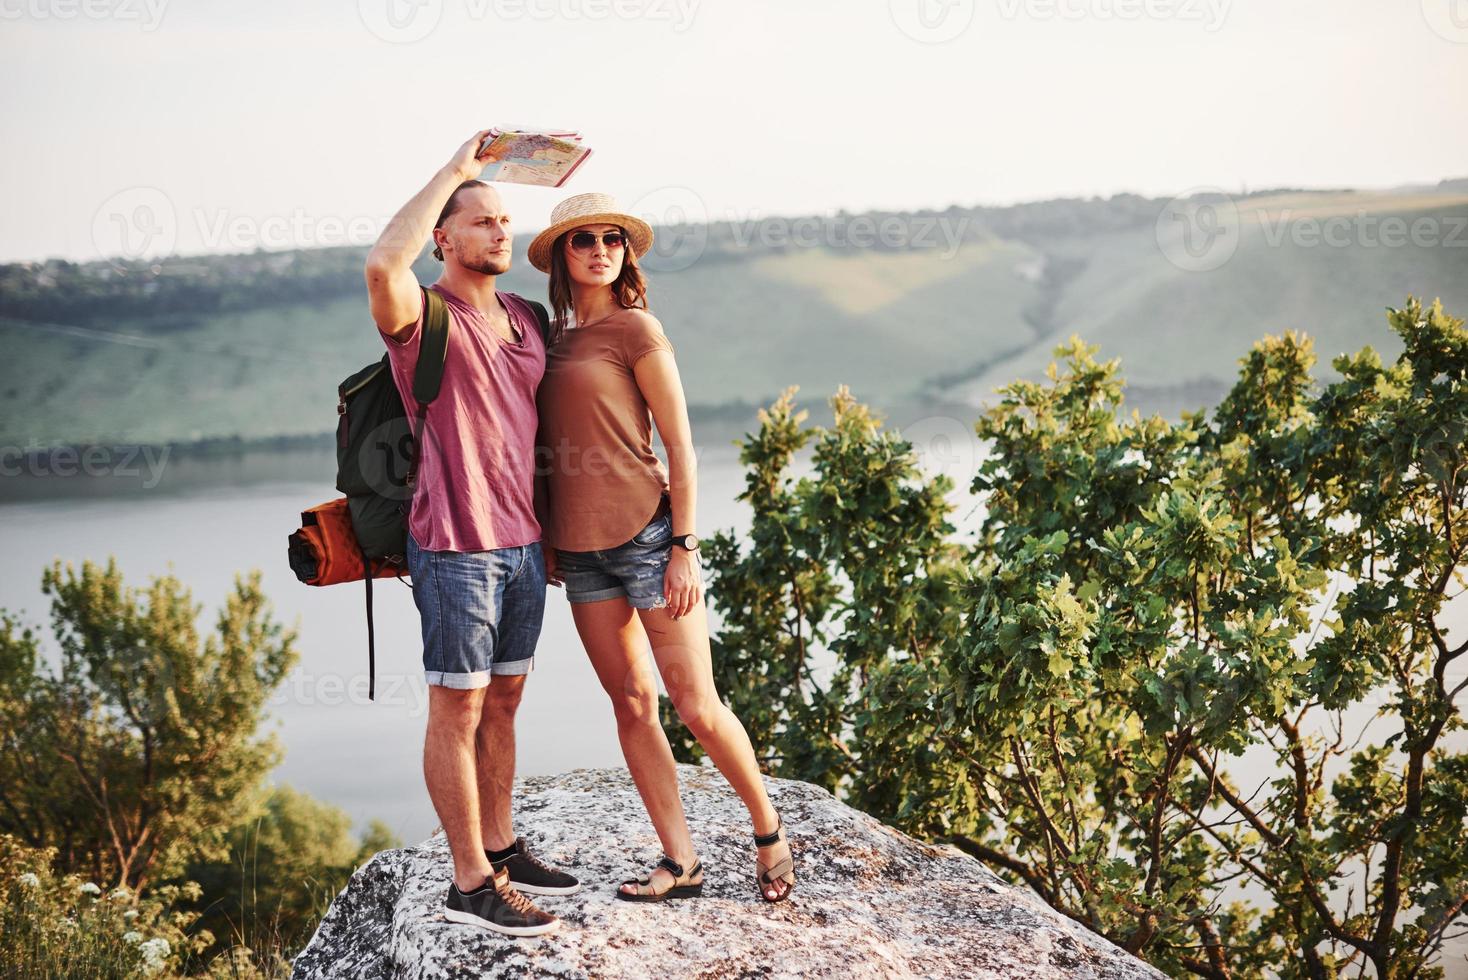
0;443;769;843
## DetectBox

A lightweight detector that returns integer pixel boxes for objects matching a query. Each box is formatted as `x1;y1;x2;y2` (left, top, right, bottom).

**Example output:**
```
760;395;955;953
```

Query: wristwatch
671;533;700;552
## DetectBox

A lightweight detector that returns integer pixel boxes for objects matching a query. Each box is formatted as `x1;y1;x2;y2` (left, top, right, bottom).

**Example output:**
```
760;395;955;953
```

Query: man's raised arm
364;129;497;340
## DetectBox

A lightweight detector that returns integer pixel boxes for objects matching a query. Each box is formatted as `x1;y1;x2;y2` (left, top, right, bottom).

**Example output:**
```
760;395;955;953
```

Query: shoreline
0;387;1225;504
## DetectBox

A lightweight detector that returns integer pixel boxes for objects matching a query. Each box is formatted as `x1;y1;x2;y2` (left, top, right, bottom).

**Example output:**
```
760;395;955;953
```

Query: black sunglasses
568;230;628;251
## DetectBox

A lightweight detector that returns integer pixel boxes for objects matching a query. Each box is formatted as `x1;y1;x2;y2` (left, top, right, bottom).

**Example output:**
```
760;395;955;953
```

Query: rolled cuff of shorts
490;658;535;676
424;669;492;690
625;592;668;610
567;584;628;604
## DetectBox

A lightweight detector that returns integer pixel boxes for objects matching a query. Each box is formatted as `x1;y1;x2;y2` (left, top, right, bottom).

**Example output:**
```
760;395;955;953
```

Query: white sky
2;0;1465;263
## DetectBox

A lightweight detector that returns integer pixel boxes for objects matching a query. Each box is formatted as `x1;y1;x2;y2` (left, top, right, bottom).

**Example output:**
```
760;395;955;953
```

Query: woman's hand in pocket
543;544;564;587
663;549;703;619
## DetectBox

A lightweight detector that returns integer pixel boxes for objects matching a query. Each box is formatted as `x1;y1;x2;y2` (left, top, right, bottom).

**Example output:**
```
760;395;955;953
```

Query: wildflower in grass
17;872;40;887
78;881;102;897
138;937;171;975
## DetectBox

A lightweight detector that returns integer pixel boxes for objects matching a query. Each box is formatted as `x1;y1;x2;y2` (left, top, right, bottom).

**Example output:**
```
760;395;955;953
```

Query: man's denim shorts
556;503;673;610
406;531;546;688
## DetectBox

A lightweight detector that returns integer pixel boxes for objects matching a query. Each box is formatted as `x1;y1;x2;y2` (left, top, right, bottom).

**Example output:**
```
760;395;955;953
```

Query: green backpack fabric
330;286;551;700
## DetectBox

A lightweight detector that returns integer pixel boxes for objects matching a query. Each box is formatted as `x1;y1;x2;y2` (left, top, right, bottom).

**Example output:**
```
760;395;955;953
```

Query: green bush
185;786;398;962
0;834;209;979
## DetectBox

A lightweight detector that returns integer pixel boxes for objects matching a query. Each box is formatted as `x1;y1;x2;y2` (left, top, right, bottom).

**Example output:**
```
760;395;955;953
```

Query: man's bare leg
424;686;496;891
477;674;526;852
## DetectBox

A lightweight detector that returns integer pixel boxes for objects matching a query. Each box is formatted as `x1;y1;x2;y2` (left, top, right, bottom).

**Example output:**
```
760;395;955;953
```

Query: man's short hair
432;180;491;262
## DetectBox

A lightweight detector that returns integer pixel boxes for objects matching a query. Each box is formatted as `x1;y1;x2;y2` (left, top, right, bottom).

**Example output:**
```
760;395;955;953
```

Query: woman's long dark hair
547;227;649;346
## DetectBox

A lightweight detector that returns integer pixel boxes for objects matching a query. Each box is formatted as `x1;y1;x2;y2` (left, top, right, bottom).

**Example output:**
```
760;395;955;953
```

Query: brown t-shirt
535;307;675;552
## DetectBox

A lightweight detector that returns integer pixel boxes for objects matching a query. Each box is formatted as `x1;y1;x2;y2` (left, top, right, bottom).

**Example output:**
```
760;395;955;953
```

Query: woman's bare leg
569;596;699;891
635;600;790;899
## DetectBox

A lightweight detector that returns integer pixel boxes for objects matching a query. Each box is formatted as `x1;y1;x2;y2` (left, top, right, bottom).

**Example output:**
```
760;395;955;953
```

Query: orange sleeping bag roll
287;498;406;587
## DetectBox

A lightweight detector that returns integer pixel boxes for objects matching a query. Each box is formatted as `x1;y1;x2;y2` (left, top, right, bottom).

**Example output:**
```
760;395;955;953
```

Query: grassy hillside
947;191;1468;405
2;185;1465;448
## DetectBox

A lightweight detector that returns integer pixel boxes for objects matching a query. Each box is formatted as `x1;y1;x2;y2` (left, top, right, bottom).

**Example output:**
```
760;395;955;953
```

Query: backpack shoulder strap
405;286;449;492
412;285;450;406
526;299;552;347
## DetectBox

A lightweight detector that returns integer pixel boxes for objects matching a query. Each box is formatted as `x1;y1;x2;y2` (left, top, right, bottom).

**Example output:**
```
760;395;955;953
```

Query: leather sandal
616;854;704;902
754;815;795;903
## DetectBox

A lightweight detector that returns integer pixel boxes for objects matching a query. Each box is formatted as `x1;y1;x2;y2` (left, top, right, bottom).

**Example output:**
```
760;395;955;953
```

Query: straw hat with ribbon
527;193;655;274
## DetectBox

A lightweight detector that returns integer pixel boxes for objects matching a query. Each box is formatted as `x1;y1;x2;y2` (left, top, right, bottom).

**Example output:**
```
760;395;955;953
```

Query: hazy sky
2;0;1465;263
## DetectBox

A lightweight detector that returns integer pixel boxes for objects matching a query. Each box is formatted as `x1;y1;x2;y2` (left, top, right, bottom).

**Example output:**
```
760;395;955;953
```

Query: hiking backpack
288;286;551;700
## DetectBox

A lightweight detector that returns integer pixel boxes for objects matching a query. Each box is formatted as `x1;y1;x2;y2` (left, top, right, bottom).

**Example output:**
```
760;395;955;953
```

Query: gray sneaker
443;867;558;937
489;837;583;896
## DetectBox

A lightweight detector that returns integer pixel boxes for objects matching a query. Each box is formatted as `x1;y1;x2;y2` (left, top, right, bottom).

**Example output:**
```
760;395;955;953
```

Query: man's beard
461;252;512;276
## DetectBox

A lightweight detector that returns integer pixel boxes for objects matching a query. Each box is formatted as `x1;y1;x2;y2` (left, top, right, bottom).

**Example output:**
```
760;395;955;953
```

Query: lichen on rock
291;765;1164;979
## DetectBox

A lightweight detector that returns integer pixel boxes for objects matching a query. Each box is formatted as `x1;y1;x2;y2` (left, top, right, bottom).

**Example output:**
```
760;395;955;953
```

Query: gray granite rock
292;764;1164;979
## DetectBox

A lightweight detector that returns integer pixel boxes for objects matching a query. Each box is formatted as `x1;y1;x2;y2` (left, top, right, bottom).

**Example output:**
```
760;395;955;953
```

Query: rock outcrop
292;764;1164;979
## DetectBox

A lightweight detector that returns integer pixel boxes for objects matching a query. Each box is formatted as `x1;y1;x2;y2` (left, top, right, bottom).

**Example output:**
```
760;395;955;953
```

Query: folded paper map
477;128;592;188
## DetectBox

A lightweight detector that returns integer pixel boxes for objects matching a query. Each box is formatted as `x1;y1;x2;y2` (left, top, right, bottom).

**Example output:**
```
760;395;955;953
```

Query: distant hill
2;184;1465;449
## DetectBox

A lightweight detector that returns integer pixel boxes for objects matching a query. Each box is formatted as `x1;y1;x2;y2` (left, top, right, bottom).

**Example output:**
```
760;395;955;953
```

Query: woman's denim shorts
556;502;674;610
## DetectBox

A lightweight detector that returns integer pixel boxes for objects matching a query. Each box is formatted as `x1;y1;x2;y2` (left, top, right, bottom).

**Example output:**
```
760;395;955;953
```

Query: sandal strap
622;856;700;896
760;878;793;900
758;856;795;883
753;814;785;848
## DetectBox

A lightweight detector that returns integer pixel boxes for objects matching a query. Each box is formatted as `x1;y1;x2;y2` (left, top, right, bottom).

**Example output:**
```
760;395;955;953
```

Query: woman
528;193;795;903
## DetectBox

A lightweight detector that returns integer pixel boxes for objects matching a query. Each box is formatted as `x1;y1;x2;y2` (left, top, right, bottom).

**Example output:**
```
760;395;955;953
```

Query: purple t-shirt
382;283;545;552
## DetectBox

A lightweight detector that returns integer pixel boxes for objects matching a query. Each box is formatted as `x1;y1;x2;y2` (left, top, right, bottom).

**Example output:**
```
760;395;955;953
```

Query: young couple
363;130;795;937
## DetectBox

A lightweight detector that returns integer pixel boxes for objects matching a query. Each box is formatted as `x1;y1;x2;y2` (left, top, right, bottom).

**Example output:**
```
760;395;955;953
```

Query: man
365;130;578;937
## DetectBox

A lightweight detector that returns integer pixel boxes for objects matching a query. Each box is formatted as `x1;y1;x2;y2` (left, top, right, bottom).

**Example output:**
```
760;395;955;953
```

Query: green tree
0;560;298;893
665;385;962;807
697;298;1467;978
